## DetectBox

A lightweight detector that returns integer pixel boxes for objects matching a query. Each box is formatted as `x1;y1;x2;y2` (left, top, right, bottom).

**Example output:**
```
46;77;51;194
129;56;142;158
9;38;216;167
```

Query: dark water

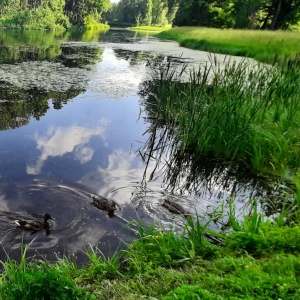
0;28;273;263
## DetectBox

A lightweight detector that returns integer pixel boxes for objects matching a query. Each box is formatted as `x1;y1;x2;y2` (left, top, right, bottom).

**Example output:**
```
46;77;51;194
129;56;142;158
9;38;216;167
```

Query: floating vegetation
0;61;90;93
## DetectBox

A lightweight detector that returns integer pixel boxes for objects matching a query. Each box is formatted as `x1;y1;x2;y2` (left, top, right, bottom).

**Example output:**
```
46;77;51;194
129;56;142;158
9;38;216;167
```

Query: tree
152;0;168;25
174;0;215;27
109;0;179;26
173;0;300;30
64;0;111;26
267;0;300;29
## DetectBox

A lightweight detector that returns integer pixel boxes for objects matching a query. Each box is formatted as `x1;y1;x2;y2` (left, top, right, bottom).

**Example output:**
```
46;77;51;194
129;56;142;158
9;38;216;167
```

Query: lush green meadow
156;27;300;64
1;201;300;299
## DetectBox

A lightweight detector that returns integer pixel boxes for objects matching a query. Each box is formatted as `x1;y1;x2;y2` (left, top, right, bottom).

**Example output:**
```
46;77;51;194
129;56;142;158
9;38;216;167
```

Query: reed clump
144;55;300;180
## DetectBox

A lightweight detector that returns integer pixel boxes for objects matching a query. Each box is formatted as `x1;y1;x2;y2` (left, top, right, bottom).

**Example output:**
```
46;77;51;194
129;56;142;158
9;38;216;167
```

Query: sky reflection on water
0;29;267;261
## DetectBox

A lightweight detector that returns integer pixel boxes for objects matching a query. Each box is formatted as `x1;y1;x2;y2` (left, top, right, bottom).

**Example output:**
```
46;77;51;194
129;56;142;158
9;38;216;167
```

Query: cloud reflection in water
81;149;152;204
27;119;109;175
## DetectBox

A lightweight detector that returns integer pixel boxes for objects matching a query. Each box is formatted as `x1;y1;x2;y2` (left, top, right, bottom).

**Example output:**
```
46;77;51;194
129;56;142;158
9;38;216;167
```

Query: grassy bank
143;54;300;181
129;25;172;32
1;201;300;299
156;27;300;64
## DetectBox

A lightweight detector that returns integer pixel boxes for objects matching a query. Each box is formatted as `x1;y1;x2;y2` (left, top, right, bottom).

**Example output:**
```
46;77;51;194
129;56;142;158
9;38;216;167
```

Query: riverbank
128;25;171;32
1;203;299;299
0;27;299;299
156;27;300;64
143;53;300;182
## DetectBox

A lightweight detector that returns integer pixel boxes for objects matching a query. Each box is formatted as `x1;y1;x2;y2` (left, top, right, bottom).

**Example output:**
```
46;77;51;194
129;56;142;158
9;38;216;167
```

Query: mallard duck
15;213;55;234
162;199;190;217
91;195;116;214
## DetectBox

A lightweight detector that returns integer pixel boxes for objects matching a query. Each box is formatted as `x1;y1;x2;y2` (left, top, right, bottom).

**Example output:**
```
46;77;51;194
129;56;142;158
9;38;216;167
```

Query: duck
15;213;55;234
91;195;116;215
162;199;190;218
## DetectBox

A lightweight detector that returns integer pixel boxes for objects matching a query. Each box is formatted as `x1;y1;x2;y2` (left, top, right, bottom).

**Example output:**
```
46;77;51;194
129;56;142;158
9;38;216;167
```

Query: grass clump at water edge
142;54;300;181
0;241;87;300
0;201;300;299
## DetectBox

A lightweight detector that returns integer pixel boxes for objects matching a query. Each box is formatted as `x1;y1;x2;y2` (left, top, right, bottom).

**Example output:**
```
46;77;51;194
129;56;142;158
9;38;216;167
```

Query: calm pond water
0;28;271;263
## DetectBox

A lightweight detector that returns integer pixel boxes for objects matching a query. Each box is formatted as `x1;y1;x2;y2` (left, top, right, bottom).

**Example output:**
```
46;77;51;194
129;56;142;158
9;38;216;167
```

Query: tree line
0;0;112;29
0;0;298;30
106;0;300;30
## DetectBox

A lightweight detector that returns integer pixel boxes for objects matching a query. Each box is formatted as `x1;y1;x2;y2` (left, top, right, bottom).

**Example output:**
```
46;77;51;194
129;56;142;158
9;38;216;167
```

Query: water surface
0;28;270;262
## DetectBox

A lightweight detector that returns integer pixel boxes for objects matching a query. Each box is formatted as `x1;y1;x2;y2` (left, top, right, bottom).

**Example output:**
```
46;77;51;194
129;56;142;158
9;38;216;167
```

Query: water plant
141;54;300;181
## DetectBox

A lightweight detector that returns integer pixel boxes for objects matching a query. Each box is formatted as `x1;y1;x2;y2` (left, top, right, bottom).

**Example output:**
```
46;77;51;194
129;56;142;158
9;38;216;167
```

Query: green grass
0;241;87;299
129;25;172;32
1;201;300;299
142;54;300;180
75;203;300;299
156;27;300;64
84;23;110;31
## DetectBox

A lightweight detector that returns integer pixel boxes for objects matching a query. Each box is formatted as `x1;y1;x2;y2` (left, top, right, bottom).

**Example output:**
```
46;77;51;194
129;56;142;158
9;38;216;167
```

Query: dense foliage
105;0;180;26
0;0;111;29
0;0;298;30
64;0;111;26
174;0;300;30
107;0;300;30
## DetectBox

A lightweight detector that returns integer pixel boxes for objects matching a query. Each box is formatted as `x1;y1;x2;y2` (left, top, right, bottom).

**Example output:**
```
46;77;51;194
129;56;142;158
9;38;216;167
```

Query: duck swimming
15;213;55;234
91;195;116;215
162;199;190;218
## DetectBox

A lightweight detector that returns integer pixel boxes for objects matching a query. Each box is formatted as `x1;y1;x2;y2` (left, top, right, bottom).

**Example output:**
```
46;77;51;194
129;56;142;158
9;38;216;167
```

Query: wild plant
122;221;189;275
156;27;300;64
121;217;220;277
0;238;86;300
223;198;300;256
142;54;300;179
79;246;122;281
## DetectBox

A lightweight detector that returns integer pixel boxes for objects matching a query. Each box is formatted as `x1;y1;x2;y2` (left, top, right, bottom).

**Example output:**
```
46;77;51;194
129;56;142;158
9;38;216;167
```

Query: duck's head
109;203;117;212
44;214;55;221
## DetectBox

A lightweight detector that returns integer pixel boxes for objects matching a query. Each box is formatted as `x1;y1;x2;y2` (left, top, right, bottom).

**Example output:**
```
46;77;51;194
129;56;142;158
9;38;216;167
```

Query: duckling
15;213;55;234
162;199;190;218
91;195;116;215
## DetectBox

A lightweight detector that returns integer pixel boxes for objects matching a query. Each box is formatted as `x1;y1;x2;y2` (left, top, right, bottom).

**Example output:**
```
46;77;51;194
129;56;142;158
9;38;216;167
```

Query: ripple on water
0;179;138;264
0;178;203;264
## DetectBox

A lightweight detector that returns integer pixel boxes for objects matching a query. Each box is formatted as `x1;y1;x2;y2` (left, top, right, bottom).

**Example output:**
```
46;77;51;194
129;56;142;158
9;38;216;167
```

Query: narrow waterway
0;28;270;263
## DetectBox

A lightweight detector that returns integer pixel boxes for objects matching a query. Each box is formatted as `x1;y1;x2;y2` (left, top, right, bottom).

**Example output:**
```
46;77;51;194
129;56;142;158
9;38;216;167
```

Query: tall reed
143;55;300;179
